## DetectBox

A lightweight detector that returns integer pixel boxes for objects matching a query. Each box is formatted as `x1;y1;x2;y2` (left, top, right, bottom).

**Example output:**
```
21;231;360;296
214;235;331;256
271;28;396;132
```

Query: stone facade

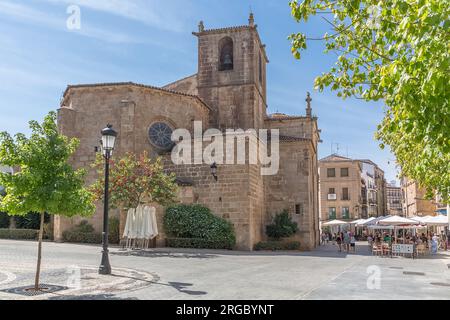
319;155;363;222
386;183;403;216
319;155;387;222
401;177;437;217
55;16;321;251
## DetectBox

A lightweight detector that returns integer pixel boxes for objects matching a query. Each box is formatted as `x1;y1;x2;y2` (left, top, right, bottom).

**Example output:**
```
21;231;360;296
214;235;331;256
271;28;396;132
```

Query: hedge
62;230;102;244
164;204;236;249
254;241;301;251
166;237;234;250
0;228;38;240
62;220;101;244
0;212;9;228
62;219;118;244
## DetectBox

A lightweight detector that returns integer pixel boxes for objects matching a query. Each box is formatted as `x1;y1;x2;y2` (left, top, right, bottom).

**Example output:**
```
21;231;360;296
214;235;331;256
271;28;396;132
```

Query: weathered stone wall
163;74;198;96
195;26;267;130
161;133;265;250
264;140;318;250
55;84;209;241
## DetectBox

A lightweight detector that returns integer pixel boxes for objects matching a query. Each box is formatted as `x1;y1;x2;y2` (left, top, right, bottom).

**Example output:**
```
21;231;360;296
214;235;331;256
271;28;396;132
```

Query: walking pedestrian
350;234;356;253
336;233;342;252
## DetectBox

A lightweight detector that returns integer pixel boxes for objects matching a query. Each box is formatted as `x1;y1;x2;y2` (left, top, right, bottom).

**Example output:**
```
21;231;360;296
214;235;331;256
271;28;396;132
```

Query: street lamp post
98;124;117;275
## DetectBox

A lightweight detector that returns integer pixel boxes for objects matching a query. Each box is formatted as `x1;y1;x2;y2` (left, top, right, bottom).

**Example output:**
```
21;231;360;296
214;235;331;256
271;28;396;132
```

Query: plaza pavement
0;239;449;300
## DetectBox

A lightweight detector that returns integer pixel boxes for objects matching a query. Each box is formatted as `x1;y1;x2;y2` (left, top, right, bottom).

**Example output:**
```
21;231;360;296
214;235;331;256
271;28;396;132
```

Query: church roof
62;82;212;111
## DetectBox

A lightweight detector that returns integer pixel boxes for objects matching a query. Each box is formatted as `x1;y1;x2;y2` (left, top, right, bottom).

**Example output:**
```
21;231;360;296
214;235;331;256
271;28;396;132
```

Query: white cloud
0;1;143;43
43;0;190;33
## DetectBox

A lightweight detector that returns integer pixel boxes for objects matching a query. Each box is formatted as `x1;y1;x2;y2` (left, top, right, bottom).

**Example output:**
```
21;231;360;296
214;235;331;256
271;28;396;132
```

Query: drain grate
430;282;450;287
403;271;425;276
0;284;69;296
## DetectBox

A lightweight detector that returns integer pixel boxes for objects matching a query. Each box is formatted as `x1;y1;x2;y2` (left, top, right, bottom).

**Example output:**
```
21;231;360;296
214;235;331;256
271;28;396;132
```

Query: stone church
54;14;321;250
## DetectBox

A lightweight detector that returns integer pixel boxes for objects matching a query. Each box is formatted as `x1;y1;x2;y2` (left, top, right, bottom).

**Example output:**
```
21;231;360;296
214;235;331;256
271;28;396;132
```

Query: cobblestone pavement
0;240;449;300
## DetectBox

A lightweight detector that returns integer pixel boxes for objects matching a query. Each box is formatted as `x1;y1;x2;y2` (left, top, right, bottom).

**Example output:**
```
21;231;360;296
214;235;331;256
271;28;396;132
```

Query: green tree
289;0;450;201
0;112;95;291
90;152;178;210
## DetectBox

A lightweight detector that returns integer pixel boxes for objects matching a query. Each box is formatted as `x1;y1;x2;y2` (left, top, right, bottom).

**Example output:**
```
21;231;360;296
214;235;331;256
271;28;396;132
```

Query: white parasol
322;219;349;226
378;215;420;226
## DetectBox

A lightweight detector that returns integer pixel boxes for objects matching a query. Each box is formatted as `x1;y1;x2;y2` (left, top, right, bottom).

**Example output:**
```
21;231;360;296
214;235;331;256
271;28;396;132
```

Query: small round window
148;122;174;150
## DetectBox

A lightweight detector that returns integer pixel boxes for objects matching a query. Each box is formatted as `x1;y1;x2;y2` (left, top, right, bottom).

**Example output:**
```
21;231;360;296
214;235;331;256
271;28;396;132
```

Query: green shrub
164;204;236;249
167;238;234;250
62;231;102;244
0;212;9;228
14;212;50;229
0;228;38;240
108;217;120;244
254;241;300;251
62;220;102;244
266;210;298;240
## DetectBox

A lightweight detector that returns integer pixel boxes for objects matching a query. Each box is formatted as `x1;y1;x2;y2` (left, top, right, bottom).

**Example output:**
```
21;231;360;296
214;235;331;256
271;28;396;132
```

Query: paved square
0;240;449;300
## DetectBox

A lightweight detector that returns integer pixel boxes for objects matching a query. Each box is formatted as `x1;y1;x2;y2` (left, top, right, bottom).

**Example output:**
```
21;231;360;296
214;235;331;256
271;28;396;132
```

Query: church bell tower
193;13;269;130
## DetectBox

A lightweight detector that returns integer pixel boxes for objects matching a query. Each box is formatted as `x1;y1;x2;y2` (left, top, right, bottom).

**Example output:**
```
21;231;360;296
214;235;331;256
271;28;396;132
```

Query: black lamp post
98;124;117;275
210;162;218;181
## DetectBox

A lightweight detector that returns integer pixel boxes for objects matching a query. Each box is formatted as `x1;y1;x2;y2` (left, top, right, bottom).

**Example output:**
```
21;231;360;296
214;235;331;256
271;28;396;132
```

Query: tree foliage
289;0;450;201
0;111;95;217
90;151;178;210
0;111;95;290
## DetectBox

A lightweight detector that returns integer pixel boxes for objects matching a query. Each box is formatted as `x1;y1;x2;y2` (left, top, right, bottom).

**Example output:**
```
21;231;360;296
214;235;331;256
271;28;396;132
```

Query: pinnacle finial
198;20;204;32
249;12;255;27
306;92;312;117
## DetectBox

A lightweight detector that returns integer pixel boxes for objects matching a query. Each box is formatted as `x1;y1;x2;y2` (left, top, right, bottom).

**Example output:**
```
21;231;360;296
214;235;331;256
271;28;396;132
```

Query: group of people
366;231;446;255
321;231;356;253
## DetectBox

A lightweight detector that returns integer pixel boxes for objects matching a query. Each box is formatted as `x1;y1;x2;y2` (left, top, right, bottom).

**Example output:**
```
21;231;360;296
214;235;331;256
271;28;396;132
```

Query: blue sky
0;0;399;183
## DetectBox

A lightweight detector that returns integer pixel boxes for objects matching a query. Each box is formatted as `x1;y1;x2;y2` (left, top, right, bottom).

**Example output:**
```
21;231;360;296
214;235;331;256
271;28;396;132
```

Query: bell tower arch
193;13;268;130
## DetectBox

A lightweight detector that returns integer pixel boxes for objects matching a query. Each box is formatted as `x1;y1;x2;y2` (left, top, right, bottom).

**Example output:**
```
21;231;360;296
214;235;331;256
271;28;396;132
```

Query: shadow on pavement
111;273;207;296
48;293;139;300
111;250;217;260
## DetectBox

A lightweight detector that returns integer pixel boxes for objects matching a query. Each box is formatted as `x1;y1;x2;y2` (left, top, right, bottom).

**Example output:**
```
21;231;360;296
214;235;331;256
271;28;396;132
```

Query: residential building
319;155;387;222
401;177;437;217
386;182;403;216
319;155;363;222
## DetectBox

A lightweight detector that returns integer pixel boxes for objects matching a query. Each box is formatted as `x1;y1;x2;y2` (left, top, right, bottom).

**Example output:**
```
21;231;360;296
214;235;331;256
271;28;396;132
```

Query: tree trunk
34;212;45;291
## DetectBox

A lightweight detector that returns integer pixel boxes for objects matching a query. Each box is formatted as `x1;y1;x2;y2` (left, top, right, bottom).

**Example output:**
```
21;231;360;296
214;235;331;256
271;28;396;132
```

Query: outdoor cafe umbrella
378;215;419;226
410;215;433;224
322;219;349;226
378;215;420;243
424;215;448;226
